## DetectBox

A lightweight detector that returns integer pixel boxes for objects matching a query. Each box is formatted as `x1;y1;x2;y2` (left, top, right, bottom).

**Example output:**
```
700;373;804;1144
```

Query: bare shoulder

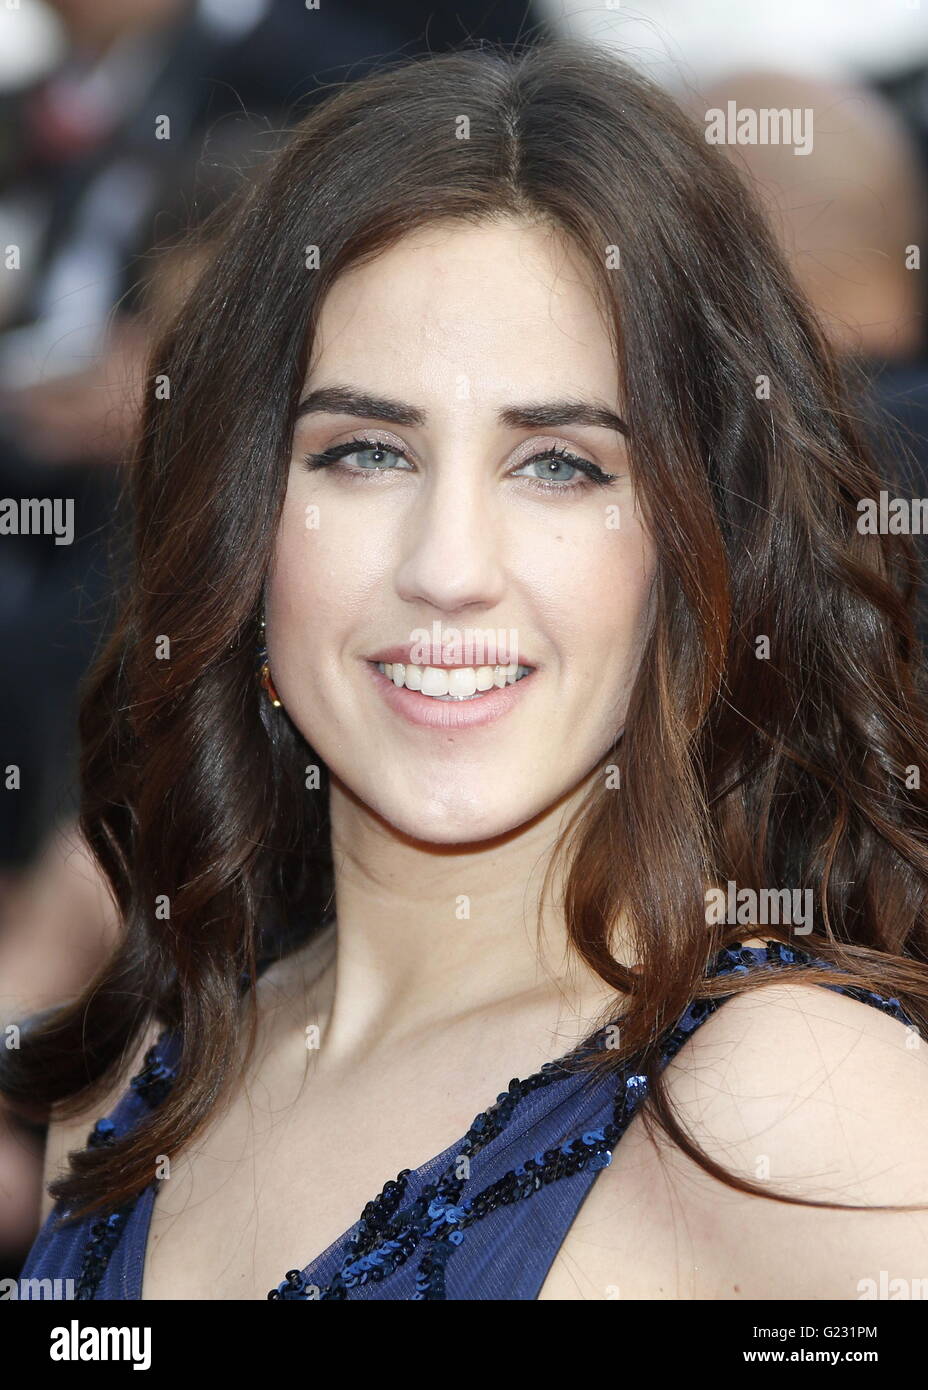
39;1019;163;1224
541;974;928;1300
666;972;928;1149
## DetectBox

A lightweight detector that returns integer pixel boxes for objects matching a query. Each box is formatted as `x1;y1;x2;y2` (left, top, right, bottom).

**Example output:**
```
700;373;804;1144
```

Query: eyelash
302;437;618;495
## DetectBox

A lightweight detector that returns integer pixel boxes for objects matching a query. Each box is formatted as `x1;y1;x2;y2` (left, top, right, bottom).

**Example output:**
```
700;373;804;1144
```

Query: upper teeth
377;662;531;698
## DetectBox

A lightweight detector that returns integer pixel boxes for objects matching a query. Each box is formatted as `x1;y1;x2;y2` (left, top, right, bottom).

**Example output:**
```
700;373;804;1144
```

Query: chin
373;786;543;847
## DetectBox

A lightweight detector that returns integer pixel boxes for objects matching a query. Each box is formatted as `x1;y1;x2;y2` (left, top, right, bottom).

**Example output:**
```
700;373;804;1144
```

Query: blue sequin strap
72;1044;177;1299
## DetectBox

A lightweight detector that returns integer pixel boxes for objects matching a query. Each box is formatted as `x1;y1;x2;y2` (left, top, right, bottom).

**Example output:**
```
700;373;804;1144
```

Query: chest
141;1052;465;1298
140;1016;612;1300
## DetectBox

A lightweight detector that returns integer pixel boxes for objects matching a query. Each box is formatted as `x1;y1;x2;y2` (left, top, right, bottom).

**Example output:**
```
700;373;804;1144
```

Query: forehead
306;219;619;405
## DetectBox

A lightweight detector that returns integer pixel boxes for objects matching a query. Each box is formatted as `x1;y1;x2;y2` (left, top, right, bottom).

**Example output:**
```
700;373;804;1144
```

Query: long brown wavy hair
4;38;928;1225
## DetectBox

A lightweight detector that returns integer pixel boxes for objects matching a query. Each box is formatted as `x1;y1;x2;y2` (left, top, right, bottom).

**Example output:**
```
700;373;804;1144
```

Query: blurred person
696;69;928;651
0;41;926;1306
0;0;541;398
695;70;924;362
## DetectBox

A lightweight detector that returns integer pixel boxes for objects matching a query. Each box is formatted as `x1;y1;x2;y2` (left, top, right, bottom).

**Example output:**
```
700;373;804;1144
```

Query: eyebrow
295;384;629;436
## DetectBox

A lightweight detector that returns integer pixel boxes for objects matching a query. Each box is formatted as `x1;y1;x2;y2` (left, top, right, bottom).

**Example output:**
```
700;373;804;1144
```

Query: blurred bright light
0;0;63;92
546;0;928;86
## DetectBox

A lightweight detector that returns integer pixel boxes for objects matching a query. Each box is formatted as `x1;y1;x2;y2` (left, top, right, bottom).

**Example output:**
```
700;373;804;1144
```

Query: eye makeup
302;436;620;496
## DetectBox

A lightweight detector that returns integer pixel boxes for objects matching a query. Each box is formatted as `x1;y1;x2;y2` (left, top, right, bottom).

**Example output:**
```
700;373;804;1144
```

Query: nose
392;452;508;615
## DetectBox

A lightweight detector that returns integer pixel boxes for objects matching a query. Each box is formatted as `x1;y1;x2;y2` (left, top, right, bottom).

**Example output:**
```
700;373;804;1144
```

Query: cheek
594;526;656;642
266;485;384;640
570;531;655;730
516;513;656;668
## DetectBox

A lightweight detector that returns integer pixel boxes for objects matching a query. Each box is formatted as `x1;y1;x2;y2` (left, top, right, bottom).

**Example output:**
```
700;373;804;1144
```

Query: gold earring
261;662;282;708
257;616;282;708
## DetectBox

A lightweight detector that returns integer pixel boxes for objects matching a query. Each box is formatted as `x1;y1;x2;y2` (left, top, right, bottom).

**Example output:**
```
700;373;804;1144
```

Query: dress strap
71;1036;180;1299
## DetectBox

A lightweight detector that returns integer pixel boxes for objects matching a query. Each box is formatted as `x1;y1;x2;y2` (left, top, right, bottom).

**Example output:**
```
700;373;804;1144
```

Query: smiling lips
364;638;537;727
365;657;537;729
375;660;532;701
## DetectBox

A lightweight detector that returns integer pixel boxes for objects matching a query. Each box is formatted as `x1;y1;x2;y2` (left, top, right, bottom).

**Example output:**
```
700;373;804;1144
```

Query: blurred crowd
2;0;928;1275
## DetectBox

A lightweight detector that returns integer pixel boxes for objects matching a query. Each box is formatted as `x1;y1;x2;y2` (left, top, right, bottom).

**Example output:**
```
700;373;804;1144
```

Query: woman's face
266;218;657;844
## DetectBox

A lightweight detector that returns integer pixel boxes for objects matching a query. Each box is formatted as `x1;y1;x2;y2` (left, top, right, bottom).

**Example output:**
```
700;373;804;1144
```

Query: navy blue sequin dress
18;939;920;1299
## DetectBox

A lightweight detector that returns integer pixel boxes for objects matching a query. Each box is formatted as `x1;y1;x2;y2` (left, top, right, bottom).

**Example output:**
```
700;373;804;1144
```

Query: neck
315;770;631;1060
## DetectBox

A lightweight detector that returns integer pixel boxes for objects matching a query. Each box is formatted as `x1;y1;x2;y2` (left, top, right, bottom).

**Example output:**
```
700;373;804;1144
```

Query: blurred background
1;0;927;1278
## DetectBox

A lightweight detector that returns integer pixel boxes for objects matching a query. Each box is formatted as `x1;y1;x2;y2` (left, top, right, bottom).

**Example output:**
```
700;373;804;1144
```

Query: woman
4;39;928;1301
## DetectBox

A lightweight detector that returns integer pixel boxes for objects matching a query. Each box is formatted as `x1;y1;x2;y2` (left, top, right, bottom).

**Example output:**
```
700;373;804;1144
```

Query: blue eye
512;446;614;490
305;439;412;472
